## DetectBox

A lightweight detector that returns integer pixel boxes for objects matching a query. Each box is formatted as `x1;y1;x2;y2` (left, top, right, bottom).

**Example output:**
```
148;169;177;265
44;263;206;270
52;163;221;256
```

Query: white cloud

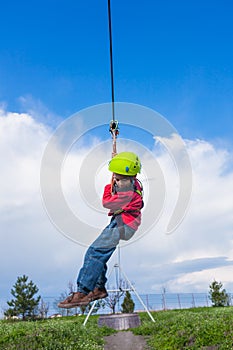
18;95;62;127
0;108;109;315
1;108;233;317
0;109;49;208
168;265;233;293
122;138;233;293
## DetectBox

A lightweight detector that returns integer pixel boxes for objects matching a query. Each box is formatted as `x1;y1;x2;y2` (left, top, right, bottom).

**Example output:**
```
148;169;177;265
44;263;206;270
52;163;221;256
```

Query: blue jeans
77;217;135;293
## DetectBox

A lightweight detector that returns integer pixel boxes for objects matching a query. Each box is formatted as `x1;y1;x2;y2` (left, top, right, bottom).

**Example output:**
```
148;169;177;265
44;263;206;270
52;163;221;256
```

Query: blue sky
0;0;232;142
0;0;233;317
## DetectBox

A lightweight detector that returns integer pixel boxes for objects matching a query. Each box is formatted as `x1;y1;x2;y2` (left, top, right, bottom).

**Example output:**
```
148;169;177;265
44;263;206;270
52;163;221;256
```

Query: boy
58;152;143;308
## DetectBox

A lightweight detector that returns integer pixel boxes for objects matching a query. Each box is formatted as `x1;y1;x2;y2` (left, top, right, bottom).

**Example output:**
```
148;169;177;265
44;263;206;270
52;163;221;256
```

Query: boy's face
113;173;132;189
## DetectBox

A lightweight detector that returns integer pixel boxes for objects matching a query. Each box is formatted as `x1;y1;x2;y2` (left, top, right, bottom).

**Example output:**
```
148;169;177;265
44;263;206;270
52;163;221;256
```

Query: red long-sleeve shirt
102;179;143;231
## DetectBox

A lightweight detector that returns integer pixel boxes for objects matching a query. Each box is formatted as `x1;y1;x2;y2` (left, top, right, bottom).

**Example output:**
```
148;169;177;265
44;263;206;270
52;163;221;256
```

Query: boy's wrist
116;182;134;192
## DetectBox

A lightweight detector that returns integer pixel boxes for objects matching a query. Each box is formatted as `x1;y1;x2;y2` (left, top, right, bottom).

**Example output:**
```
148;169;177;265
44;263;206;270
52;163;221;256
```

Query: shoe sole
58;293;108;308
58;300;90;309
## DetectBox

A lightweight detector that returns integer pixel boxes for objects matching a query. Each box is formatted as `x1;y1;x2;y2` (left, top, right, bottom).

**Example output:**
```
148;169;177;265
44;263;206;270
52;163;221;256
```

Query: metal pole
117;246;121;287
83;300;97;327
118;265;155;323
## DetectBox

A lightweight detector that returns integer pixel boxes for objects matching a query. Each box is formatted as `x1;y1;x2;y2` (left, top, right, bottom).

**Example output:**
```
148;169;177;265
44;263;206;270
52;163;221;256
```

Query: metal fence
133;293;210;312
43;292;233;317
100;292;210;315
2;292;232;319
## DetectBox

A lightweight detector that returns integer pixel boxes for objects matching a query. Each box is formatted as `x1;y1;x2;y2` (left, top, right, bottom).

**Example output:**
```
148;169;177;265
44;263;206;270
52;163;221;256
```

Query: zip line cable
107;0;119;155
107;1;122;294
108;0;115;122
84;3;156;326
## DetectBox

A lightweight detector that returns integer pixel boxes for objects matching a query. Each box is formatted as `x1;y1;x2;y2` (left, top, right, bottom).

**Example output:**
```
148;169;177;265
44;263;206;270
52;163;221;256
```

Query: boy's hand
116;178;132;189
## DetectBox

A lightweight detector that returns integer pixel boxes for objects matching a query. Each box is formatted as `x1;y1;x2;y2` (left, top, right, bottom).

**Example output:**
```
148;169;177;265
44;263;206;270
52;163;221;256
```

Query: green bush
209;280;230;307
121;291;135;313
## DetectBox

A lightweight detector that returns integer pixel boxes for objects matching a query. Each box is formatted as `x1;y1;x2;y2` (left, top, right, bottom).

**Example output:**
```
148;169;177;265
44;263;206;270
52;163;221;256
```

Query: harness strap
135;189;142;196
113;208;142;216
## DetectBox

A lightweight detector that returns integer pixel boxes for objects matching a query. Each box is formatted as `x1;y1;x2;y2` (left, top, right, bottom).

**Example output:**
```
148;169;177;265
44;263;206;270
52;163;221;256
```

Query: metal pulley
109;119;119;137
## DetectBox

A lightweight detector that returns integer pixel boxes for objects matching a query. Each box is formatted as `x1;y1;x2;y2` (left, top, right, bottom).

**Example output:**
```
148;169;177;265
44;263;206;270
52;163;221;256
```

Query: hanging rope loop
109;119;119;157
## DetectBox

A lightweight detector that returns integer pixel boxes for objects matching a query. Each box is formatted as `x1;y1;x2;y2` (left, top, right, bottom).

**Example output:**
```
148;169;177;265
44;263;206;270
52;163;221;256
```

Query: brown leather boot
58;292;89;309
83;287;108;303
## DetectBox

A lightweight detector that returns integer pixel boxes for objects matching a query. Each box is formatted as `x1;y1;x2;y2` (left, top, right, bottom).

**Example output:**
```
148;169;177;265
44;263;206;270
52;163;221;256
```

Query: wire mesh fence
43;292;233;317
133;292;210;312
102;292;210;315
2;290;233;319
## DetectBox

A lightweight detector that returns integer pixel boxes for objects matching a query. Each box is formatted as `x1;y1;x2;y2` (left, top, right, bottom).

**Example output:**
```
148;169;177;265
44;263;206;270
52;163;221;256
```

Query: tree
3;308;18;319
121;291;135;313
105;290;124;314
38;299;49;319
209;280;230;307
54;281;79;316
162;287;167;310
79;300;105;315
5;275;41;320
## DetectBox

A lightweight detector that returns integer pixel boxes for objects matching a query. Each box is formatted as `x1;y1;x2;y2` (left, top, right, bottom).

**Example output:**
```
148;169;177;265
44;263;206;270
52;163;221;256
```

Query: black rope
108;0;115;121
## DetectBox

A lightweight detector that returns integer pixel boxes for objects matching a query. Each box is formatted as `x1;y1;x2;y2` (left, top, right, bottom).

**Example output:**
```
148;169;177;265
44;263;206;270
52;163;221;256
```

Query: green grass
0;315;115;350
1;308;233;349
134;307;233;349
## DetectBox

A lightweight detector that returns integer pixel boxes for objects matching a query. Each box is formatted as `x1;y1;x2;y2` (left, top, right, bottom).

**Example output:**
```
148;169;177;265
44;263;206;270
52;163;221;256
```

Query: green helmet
108;152;141;176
